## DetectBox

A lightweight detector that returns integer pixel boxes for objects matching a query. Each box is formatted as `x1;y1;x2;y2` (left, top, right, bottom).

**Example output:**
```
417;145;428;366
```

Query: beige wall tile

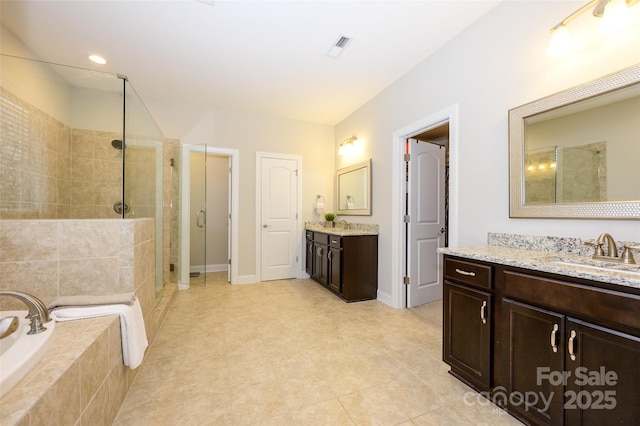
59;257;119;296
108;364;129;422
30;361;81;425
0;220;59;261
80;379;111;426
59;220;119;259
80;332;110;407
0;260;59;307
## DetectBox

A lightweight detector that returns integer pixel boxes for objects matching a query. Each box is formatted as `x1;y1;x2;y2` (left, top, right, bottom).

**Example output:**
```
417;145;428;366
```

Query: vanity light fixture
88;54;107;65
547;0;638;56
338;136;363;157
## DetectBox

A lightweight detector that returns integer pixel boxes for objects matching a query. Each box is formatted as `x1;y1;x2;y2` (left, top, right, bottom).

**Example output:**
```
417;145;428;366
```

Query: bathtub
0;310;56;399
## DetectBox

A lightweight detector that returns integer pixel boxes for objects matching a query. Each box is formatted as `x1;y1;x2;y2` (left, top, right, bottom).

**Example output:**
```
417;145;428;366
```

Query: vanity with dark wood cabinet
443;253;640;425
305;230;378;302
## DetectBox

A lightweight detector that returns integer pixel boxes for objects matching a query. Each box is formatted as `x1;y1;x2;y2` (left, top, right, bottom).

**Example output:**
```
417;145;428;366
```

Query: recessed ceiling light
89;54;107;65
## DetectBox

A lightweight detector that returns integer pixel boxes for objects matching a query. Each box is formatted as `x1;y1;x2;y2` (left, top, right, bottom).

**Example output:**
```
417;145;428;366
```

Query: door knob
263;224;269;228
440;227;446;234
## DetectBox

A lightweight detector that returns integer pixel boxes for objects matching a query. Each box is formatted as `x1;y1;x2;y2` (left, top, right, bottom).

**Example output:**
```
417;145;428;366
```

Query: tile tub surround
0;218;161;341
305;221;379;236
439;243;640;290
0;315;126;425
0;282;177;426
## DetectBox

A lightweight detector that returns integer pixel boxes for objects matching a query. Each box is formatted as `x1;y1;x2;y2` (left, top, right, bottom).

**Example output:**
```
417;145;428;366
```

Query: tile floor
113;273;522;425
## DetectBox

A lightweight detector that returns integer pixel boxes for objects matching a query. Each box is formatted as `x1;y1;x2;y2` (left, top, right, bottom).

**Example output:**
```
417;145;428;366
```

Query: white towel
50;297;148;369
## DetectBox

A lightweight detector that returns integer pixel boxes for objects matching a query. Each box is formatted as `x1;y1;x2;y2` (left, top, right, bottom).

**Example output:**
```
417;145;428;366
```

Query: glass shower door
189;145;207;287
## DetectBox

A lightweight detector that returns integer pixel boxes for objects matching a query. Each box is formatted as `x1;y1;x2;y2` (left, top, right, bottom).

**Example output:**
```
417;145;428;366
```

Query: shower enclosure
0;54;169;296
524;144;606;204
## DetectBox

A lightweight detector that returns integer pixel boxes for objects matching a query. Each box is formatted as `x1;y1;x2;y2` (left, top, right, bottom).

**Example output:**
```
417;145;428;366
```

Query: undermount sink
553;260;640;277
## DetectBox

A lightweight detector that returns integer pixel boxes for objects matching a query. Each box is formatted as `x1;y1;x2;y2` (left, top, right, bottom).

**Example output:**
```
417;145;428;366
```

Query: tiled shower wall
0;87;72;219
0;86;159;221
0;218;159;338
1;86;176;287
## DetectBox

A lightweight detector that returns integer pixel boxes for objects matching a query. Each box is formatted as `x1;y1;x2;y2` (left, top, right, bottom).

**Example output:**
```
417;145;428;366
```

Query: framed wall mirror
509;64;640;219
336;159;371;216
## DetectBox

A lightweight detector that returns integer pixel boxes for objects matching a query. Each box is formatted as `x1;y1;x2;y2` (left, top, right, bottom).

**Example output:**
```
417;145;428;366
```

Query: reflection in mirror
509;63;640;219
524;85;640;204
336;159;371;216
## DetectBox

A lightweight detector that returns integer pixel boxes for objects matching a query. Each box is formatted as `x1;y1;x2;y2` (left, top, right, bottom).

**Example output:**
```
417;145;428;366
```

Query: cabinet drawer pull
480;301;487;324
328;251;332;260
550;324;559;353
331;239;338;244
568;330;577;361
455;268;476;277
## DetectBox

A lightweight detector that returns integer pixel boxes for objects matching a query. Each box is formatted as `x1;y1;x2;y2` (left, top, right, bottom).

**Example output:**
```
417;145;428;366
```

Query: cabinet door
503;298;565;426
313;244;328;285
564;318;640;425
305;239;314;275
443;281;492;390
328;247;342;294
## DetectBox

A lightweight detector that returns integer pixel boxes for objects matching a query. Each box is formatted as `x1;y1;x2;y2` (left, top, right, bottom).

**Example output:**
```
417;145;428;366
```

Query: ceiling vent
327;35;353;58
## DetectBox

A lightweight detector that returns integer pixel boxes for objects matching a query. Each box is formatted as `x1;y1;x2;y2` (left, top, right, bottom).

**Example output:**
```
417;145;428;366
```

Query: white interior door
260;156;299;281
407;140;446;307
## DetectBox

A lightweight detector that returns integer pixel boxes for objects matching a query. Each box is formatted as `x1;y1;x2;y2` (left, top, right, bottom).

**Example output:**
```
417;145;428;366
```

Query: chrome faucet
0;291;52;334
337;219;349;230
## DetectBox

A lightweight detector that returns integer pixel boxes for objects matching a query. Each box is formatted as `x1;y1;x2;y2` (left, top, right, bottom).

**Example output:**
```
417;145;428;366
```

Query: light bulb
547;25;574;57
599;0;632;34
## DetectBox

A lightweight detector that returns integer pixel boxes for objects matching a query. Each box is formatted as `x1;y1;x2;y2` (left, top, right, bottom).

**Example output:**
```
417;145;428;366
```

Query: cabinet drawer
503;269;640;332
329;236;342;248
444;257;492;290
306;230;313;240
313;232;328;244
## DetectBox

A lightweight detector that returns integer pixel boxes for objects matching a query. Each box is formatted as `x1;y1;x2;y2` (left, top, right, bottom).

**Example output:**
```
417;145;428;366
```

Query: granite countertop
438;245;640;290
305;222;379;236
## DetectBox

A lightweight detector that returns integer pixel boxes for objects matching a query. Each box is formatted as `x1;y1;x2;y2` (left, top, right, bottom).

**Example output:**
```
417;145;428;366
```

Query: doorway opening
179;145;239;289
390;104;458;309
404;125;449;308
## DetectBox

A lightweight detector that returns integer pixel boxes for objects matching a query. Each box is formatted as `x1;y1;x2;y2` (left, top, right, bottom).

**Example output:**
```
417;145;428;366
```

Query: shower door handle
196;210;205;228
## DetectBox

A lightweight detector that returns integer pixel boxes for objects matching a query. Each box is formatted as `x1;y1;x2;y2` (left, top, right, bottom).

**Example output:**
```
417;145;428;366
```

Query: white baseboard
236;275;257;285
190;264;229;273
376;289;395;308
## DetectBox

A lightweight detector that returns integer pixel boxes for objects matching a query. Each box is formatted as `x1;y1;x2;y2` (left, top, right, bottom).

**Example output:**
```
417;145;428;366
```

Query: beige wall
147;104;336;280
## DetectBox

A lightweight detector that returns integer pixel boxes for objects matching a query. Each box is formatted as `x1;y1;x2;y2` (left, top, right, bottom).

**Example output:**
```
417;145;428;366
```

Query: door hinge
296;255;299;263
295;169;299;177
403;276;410;285
404;215;410;223
228;259;231;265
404;153;410;162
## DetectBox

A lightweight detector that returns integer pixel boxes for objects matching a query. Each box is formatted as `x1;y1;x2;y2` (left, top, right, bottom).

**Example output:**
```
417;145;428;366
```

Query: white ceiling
1;0;499;126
